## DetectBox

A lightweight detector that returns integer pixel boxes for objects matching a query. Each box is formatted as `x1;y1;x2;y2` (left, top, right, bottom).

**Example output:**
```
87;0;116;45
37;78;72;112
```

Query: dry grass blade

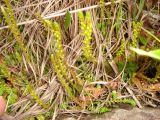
0;0;160;119
0;0;128;30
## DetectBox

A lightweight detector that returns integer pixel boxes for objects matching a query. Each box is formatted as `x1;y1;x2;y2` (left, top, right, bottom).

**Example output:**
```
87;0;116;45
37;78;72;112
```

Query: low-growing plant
104;91;136;107
78;11;96;63
131;21;143;47
0;79;18;107
37;16;83;98
1;0;30;63
118;61;138;81
1;0;47;110
116;39;125;57
0;0;159;119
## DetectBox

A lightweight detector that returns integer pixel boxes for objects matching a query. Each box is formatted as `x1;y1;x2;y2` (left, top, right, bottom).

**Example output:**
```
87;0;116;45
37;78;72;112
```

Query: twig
141;27;160;43
144;94;160;103
143;10;160;20
0;0;128;30
125;85;143;108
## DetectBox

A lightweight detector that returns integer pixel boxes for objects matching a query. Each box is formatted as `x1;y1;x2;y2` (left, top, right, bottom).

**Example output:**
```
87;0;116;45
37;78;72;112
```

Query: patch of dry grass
0;0;160;119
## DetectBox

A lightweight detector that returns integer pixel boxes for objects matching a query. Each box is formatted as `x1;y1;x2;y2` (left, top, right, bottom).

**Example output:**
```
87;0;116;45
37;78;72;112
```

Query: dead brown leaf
0;54;4;64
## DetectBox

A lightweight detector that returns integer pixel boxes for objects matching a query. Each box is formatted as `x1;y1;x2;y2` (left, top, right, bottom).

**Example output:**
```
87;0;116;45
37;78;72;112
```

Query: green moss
0;79;18;106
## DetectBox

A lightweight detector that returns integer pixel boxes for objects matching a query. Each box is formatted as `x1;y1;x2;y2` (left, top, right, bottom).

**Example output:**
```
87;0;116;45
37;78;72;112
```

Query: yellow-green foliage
0;63;11;79
78;11;96;63
18;72;48;109
50;22;74;98
1;0;30;62
0;55;18;106
51;22;65;61
0;80;18;105
37;15;84;97
87;90;136;114
105;98;136;107
105;90;136;107
0;56;16;86
1;1;46;109
51;54;73;98
116;39;125;56
26;85;48;108
0;55;47;109
37;18;74;98
26;115;45;120
131;21;143;47
1;1;24;49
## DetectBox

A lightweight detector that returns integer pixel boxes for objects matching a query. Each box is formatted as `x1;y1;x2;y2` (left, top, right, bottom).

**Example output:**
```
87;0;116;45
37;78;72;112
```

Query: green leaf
130;47;160;60
142;28;160;43
136;0;145;19
139;36;148;46
64;10;72;30
118;61;138;81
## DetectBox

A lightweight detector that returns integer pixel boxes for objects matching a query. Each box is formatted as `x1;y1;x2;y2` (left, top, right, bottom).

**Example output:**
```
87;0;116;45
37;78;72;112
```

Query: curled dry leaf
84;86;106;99
74;86;107;108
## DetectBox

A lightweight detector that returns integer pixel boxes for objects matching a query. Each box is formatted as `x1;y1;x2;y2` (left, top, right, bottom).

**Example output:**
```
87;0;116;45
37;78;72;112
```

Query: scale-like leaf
64;10;72;30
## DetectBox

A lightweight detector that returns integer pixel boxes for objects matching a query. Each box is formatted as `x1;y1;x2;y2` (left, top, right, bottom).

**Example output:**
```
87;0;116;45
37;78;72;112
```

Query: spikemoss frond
50;22;74;98
78;11;96;63
106;91;136;107
105;98;136;107
1;6;24;50
50;54;73;98
37;17;75;98
116;38;125;56
26;84;49;109
131;21;143;47
1;0;30;63
1;1;46;109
